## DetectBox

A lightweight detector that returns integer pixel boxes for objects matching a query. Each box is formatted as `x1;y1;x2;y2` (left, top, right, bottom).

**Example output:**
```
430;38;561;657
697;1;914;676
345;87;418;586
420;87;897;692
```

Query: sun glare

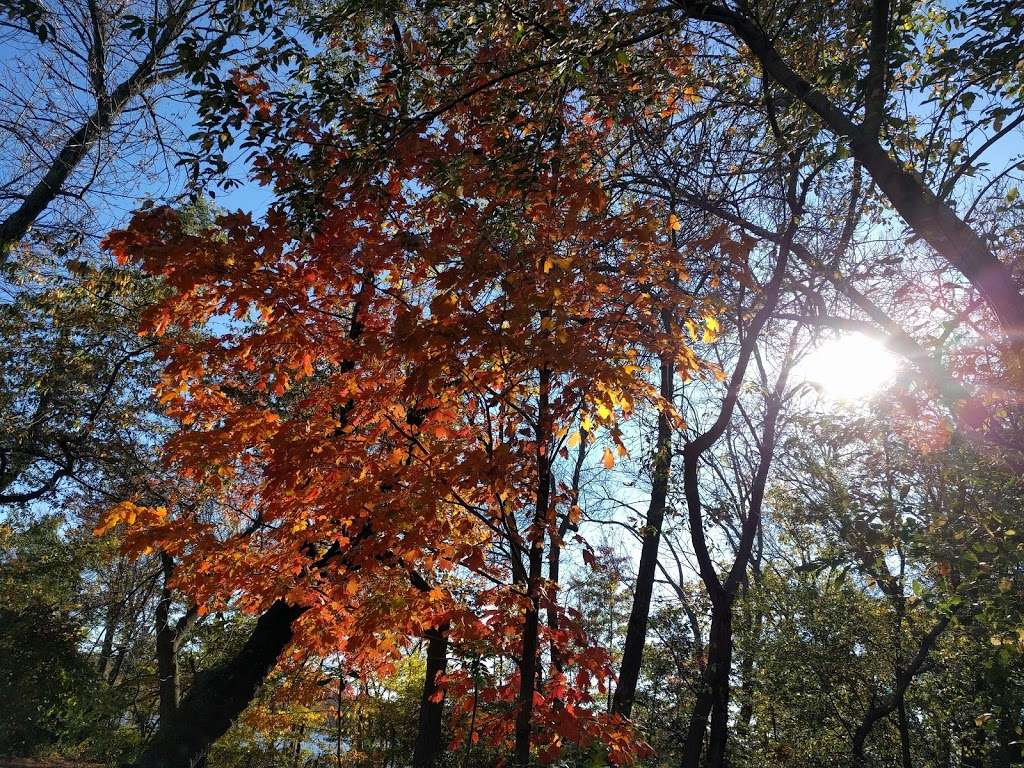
798;333;901;402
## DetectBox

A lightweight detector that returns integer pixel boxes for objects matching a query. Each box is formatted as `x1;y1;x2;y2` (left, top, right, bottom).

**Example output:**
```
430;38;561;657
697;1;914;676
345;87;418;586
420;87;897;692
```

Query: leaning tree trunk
155;558;181;726
136;295;371;767
133;600;306;768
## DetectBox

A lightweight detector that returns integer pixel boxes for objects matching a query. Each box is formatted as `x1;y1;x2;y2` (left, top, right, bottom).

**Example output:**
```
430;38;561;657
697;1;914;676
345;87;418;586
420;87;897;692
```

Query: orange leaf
601;447;615;469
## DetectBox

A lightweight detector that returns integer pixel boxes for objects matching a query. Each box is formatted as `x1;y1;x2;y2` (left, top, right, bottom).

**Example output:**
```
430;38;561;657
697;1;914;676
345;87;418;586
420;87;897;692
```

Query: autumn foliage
97;31;728;758
8;0;1024;765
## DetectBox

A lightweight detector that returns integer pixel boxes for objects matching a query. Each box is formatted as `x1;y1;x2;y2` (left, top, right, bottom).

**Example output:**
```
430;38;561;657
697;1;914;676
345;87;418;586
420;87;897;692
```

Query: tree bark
897;697;912;768
513;366;552;767
706;603;734;768
612;351;674;719
155;554;180;726
413;625;450;768
546;516;563;675
513;510;545;767
680;604;731;768
133;599;306;768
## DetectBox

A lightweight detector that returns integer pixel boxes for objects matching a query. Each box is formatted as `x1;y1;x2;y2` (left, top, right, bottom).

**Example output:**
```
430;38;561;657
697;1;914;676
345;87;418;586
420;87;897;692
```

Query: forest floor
0;759;104;767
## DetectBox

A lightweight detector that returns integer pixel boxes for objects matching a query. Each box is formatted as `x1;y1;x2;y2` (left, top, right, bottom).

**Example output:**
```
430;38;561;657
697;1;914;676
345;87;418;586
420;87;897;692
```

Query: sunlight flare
798;333;901;401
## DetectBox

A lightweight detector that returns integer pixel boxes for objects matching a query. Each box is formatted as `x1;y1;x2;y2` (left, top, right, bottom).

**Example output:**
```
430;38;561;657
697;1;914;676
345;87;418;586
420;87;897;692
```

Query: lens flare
798;333;900;401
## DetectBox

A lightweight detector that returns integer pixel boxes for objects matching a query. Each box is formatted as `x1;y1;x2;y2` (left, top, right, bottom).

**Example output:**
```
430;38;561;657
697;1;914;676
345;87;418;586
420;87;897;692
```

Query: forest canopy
1;0;1024;767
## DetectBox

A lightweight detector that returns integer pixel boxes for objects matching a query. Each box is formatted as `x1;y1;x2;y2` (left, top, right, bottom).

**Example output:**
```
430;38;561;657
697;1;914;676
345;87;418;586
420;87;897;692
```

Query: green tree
0;516;107;756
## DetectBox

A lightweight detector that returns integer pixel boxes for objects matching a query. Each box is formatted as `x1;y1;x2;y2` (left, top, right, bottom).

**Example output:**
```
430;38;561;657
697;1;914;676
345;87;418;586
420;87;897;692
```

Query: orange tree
99;15;716;761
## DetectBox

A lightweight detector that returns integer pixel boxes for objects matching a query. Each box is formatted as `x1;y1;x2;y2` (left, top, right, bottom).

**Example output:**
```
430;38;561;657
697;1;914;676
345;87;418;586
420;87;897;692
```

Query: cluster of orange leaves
96;10;726;763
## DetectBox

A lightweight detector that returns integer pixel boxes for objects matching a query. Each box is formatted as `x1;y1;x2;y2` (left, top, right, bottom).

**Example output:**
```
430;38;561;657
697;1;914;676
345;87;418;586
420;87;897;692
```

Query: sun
798;332;901;402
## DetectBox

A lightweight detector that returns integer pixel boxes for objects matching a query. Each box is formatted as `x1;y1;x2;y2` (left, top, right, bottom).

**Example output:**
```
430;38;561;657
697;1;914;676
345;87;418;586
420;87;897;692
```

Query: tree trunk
706;604;734;768
852;705;880;766
680;685;715;768
290;725;305;768
155;554;180;725
513;366;552;767
549;427;587;677
133;600;306;768
676;322;790;768
413;625;450;768
680;602;732;768
514;535;544;767
97;588;123;681
546;527;562;674
851;616;949;766
735;597;762;741
993;709;1018;768
612;352;673;719
897;697;912;768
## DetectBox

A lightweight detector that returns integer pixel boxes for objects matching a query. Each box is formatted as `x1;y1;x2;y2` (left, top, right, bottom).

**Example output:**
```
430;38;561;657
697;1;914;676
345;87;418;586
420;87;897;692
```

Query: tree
0;254;158;505
669;0;1024;339
6;1;1024;766
769;405;1024;766
99;10;716;760
0;516;113;756
0;0;293;255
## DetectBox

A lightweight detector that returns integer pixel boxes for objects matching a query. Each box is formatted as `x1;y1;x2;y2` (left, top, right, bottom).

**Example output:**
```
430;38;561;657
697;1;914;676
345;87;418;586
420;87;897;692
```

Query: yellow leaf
567;431;581;448
703;314;721;343
668;213;681;231
93;502;166;537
